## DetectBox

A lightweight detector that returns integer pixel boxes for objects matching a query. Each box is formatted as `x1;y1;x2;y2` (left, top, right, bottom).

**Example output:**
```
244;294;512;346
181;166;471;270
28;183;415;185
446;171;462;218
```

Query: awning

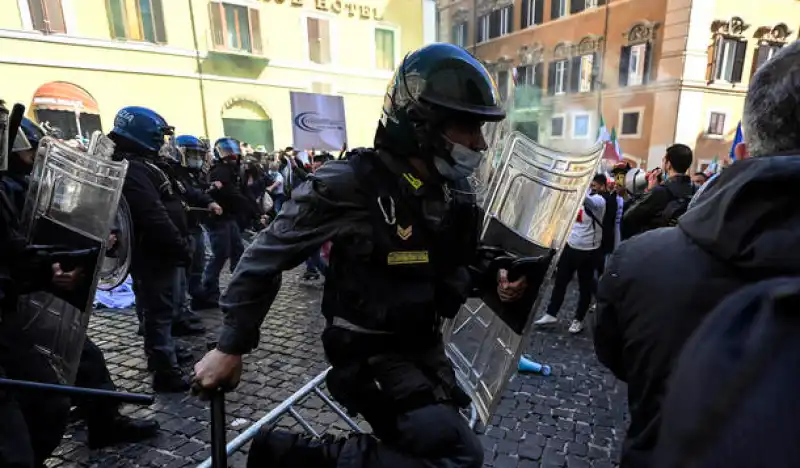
31;82;100;114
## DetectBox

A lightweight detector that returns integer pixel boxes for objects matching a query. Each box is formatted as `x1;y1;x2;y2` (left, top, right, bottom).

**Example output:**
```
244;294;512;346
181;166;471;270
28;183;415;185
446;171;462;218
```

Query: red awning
31;82;100;114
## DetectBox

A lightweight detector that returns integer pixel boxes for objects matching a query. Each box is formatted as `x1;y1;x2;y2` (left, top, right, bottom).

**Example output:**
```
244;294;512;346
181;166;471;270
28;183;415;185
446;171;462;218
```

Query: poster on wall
290;91;348;151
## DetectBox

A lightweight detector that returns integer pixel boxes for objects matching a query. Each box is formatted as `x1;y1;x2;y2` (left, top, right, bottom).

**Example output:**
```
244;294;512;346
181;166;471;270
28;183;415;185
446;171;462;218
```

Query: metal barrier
197;366;479;468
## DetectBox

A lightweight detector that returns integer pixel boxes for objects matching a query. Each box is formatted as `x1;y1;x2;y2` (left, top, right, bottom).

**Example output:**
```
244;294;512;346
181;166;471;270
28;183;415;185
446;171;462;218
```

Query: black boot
152;369;190;393
172;320;206;337
190;298;219;310
247;429;345;468
88;415;160;449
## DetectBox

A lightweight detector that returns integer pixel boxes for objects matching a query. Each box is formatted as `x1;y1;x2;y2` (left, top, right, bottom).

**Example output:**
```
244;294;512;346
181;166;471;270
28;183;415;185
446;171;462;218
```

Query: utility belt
322;324;471;420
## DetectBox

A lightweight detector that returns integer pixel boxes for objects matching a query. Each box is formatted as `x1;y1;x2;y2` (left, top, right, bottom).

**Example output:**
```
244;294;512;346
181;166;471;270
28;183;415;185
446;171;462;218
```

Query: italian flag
598;117;622;161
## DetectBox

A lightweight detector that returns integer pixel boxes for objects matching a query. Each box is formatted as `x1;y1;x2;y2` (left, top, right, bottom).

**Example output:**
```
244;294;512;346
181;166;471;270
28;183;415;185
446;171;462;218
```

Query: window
208;2;263;54
306;17;331;64
619;42;652;87
579;54;594;92
585;0;599;7
107;0;167;43
497;6;512;36
477;14;489;43
707;111;726;136
572;113;591;139
375;28;396;71
451;21;467;47
28;0;66;34
551;117;565;137
753;43;782;72
497;70;509;101
554;60;567;94
521;0;543;28
710;37;746;83
516;64;543;87
551;0;566;20
620;110;641;137
551;115;565;138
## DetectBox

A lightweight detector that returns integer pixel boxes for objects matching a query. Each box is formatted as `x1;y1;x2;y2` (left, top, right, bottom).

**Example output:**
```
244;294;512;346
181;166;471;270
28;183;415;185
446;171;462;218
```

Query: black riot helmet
375;43;505;160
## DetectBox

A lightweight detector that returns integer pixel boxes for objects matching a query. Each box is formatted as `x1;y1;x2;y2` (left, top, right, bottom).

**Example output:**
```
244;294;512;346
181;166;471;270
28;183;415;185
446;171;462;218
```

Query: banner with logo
290;91;348;151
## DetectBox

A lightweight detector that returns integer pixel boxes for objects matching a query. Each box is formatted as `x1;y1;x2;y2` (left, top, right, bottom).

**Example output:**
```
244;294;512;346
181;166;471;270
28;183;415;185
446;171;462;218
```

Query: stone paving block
50;273;627;468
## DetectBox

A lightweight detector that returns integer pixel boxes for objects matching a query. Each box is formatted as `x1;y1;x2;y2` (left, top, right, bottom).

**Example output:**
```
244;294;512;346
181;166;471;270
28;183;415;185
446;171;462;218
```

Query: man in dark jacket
621;144;694;238
110;106;193;392
593;40;800;468
199;138;248;306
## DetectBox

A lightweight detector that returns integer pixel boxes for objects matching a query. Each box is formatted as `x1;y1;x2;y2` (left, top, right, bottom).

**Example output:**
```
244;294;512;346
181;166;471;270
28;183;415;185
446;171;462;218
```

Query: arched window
30;82;102;139
221;98;274;151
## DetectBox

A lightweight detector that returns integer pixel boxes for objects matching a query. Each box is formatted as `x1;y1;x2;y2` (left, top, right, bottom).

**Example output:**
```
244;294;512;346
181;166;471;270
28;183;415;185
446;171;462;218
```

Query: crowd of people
1;38;799;468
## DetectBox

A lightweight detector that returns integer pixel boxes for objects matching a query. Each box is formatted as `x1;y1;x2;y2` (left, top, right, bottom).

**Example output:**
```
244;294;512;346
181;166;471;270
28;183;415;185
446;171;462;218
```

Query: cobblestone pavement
49;270;628;468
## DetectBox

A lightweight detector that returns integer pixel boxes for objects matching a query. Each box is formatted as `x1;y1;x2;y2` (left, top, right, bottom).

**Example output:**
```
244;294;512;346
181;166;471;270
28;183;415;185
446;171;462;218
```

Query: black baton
210;391;227;468
0;378;154;405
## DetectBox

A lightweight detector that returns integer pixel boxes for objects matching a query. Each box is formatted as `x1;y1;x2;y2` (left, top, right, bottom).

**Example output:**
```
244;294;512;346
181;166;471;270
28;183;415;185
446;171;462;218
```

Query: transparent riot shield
443;77;604;424
12;134;129;384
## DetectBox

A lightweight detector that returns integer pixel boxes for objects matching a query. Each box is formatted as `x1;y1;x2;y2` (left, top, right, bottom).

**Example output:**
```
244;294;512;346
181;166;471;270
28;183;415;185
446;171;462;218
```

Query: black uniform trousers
74;338;118;431
0;325;70;468
132;265;179;372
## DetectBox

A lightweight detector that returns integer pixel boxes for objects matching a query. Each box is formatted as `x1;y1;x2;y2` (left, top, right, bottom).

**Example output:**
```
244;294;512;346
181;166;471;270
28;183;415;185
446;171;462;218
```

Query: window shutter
642;42;653;84
29;0;47;32
249;7;263;55
754;44;769;70
591;52;599;90
151;0;167;43
731;40;747;83
451;24;458;43
516;66;527;85
547;62;557;95
534;0;544;24
506;6;514;33
709;36;722;81
618;46;631;87
569;57;581;92
208;2;224;49
571;0;584;14
550;0;560;20
534;62;544;89
521;0;530;28
43;0;67;33
597;0;606;5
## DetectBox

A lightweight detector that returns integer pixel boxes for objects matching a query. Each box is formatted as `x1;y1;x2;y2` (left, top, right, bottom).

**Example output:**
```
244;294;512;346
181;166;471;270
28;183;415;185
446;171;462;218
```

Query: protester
593;40;800;468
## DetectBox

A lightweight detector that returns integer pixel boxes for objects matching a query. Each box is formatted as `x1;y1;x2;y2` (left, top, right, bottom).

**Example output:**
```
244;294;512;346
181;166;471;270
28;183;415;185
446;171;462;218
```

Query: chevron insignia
397;225;412;240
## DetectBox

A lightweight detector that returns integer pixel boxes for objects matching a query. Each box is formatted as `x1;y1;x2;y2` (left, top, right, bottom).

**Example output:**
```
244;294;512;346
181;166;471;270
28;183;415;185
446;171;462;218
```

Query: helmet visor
183;148;206;169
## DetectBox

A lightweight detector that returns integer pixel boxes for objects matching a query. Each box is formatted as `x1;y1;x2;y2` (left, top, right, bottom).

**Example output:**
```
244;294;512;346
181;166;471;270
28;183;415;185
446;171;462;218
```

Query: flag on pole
705;156;720;177
597;115;610;143
601;127;622;161
729;121;743;161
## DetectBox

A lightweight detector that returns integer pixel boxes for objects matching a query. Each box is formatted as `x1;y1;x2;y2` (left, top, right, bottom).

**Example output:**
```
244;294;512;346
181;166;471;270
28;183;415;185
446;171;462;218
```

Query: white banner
290;91;348;151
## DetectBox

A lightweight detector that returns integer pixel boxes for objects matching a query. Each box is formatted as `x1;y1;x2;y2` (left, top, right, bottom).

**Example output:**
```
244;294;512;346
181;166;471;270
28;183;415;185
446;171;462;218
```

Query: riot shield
443;101;604;422
12;134;129;385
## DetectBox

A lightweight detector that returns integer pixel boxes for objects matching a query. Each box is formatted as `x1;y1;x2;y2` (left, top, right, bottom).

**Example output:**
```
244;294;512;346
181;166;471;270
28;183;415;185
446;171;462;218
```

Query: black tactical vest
321;150;479;342
137;159;190;237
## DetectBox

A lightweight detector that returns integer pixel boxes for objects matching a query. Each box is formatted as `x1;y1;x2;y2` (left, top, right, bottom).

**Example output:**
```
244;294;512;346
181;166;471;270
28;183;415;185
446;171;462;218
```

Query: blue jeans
201;219;244;301
271;193;286;214
304;249;327;276
188;228;206;300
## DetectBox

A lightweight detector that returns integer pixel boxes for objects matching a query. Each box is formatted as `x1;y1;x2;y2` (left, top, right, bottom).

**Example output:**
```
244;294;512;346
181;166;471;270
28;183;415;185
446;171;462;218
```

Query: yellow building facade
0;0;433;150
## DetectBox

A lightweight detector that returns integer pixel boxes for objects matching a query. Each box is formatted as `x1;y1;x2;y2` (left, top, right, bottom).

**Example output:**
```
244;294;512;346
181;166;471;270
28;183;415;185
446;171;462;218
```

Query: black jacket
207;162;250;221
593;155;800;468
621;174;694;238
171;166;214;230
122;157;190;270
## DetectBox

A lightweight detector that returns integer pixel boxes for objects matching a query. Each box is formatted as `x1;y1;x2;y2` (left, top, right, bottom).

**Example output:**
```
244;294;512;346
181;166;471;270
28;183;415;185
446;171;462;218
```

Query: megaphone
518;355;552;376
625;168;648;196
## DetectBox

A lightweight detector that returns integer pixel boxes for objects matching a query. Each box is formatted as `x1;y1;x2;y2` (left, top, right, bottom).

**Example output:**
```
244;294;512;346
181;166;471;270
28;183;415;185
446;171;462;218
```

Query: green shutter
222;118;274;152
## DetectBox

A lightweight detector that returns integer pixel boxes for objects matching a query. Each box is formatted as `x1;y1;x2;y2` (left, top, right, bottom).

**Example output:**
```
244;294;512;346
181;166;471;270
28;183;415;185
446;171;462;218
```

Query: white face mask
433;139;484;180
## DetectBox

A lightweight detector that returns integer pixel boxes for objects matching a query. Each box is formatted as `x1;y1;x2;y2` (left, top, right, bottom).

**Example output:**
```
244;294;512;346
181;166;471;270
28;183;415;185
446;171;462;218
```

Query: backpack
660;184;696;227
584;195;615;252
654;277;800;468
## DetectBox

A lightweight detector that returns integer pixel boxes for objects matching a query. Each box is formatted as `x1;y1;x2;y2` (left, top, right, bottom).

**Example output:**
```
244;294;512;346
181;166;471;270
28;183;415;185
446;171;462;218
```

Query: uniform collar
376;150;435;197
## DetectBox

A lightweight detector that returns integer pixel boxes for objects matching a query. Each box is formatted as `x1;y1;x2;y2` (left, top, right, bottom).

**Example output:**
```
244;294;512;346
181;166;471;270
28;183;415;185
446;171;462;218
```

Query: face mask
434;141;484;181
187;159;204;170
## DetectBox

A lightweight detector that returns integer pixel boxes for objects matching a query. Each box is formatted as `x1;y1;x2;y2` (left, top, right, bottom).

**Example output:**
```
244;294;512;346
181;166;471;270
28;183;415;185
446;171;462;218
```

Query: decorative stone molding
452;7;470;24
553;42;573;60
518;44;545;65
576;35;604;55
755;23;793;43
624;20;660;45
710;16;750;37
476;0;512;15
496;55;514;71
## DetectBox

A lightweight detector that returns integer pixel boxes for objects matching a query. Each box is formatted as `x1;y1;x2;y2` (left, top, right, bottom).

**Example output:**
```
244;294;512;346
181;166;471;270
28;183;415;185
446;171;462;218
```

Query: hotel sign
262;0;384;20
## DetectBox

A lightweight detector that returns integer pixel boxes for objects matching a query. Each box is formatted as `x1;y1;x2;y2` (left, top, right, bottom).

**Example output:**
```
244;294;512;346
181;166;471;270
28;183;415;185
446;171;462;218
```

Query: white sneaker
534;314;558;326
568;320;584;334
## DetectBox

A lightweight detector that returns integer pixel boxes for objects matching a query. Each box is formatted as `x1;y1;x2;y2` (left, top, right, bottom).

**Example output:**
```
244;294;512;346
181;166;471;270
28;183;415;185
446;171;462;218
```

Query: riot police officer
175;135;219;311
109;106;192;392
197;138;248;307
192;43;528;467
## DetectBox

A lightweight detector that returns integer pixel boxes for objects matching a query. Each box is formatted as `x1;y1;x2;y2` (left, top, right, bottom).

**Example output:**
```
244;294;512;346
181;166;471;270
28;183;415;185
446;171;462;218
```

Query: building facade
0;0;436;150
436;0;800;169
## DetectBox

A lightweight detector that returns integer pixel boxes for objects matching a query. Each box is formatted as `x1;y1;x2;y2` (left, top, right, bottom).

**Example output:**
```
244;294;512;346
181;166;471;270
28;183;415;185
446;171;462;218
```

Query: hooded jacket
593;155;800;468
